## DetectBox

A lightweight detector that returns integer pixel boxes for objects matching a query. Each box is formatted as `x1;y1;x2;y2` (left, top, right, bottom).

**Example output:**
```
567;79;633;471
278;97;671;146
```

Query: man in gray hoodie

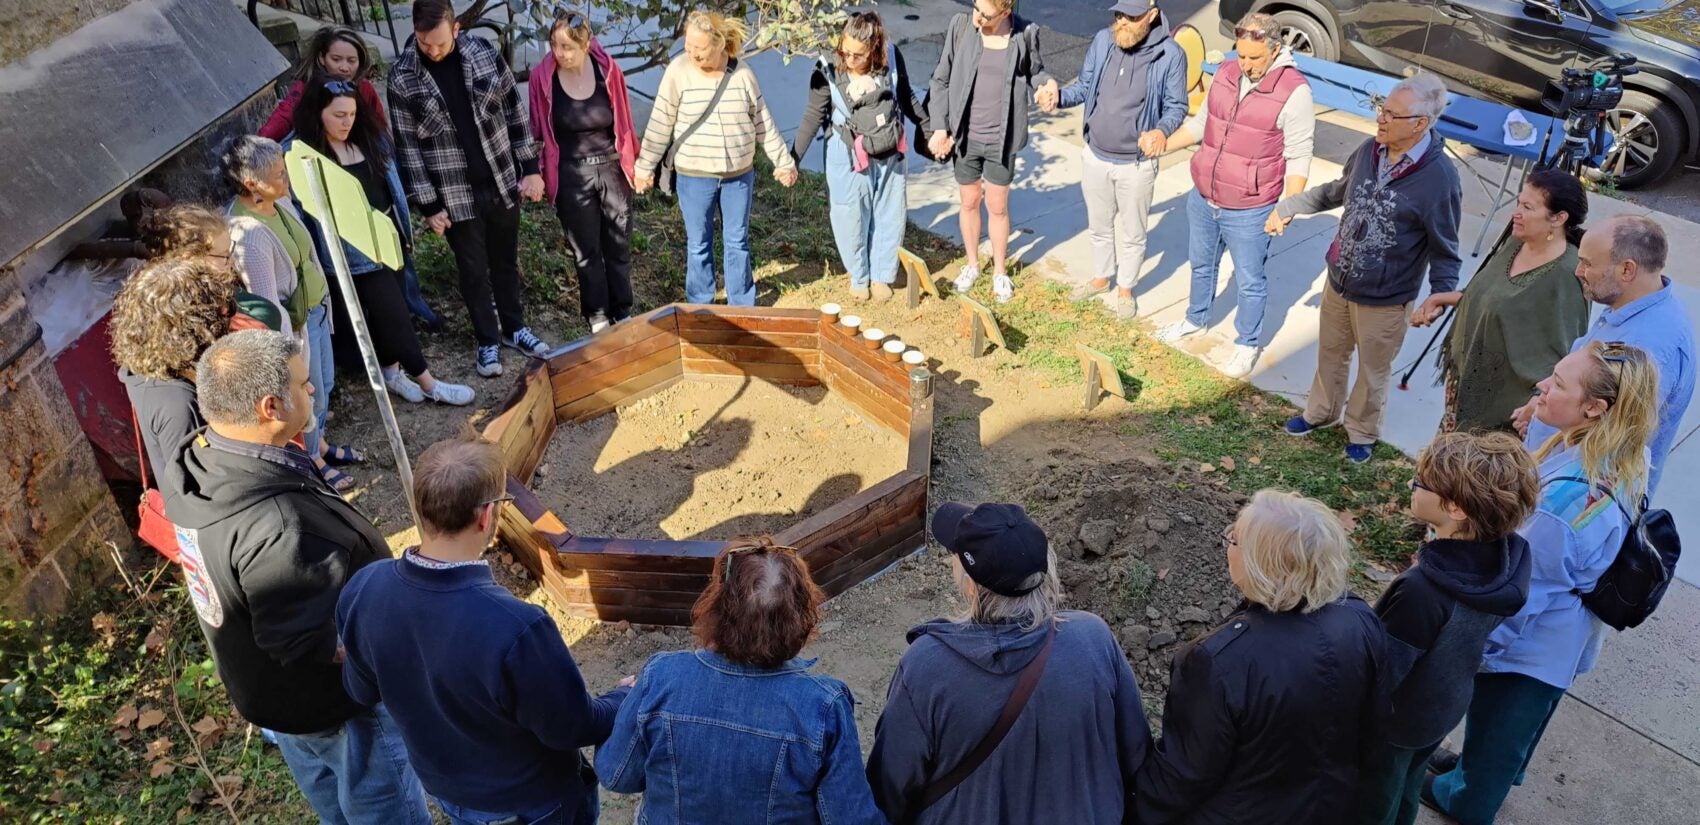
1271;73;1462;464
867;502;1150;825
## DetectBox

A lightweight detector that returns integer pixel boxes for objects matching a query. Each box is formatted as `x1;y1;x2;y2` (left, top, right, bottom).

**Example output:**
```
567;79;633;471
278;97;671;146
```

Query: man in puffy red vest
1156;12;1315;378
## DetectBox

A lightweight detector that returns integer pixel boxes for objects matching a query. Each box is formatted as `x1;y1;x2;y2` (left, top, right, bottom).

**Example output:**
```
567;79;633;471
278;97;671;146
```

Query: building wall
0;262;127;615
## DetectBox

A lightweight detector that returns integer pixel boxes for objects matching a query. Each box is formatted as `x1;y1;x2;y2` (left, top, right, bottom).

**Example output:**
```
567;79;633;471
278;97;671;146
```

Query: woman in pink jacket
528;9;639;333
259;27;387;142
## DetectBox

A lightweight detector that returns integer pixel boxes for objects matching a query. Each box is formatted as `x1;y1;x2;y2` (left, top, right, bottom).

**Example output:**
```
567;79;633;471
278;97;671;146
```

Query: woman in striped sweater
633;10;798;306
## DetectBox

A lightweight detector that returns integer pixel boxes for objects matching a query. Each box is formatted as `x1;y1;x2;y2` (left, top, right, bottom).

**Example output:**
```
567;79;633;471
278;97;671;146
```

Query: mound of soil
1017;447;1249;707
538;378;906;541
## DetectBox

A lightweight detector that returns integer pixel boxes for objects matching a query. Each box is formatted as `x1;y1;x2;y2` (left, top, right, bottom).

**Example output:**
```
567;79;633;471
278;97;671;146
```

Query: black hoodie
164;430;389;734
1374;535;1533;748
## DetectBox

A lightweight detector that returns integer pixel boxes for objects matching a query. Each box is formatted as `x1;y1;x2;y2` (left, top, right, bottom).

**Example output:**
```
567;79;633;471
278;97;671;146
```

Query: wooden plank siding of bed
676;305;823;385
481;361;557;483
549;306;684;422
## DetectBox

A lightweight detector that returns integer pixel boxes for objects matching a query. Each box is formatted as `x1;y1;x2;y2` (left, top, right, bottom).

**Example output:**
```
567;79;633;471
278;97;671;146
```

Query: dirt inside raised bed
536;377;907;541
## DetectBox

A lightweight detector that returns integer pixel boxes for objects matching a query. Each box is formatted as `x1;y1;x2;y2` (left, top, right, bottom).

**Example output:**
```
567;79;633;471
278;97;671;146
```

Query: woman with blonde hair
633;9;798;305
1134;489;1386;824
1426;341;1659;825
596;536;883;824
868;502;1150;825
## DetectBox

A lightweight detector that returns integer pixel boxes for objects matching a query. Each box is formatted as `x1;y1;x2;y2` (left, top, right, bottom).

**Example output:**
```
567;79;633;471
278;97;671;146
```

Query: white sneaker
1224;344;1261;378
424;380;475;406
993;274;1014;304
385;371;425;403
953;264;980;292
1156;319;1205;344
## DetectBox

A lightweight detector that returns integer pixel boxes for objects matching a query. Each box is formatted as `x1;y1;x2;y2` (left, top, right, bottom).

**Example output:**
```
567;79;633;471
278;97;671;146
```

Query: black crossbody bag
658;59;737;196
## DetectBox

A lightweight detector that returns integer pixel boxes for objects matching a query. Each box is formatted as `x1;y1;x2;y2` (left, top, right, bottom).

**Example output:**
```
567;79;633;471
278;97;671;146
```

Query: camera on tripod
1541;54;1637;117
1535;54;1639;176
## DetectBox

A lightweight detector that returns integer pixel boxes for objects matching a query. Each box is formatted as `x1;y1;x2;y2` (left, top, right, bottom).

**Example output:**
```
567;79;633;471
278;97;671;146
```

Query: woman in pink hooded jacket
528;9;640;333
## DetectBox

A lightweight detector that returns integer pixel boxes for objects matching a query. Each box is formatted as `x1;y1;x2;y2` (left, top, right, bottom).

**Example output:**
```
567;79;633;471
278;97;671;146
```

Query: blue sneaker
1283;415;1335;436
1345;443;1373;464
502;326;551;357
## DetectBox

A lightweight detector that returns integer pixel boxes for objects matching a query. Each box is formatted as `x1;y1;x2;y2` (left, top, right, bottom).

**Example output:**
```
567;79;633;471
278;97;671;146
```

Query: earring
1546;230;1554;242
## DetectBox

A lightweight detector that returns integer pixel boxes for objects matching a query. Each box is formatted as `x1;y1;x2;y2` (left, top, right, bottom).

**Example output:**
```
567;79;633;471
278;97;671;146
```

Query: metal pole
297;156;421;528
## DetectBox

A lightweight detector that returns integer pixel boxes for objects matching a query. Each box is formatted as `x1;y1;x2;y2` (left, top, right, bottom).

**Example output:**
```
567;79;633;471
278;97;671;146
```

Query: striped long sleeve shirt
636;56;796;180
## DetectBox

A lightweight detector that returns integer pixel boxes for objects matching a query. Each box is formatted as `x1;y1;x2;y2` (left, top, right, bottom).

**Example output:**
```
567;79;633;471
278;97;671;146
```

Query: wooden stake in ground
956;296;1006;358
287;146;420;527
1077;344;1126;411
898;248;940;309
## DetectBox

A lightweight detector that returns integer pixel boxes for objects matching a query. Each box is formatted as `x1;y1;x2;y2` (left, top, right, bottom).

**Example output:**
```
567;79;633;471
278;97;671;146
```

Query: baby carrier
819;44;906;161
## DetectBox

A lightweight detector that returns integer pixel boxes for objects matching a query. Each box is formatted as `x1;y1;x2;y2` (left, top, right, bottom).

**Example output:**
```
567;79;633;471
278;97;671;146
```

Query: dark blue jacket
868;611;1150;825
1134;595;1387;825
335;557;627;817
1057;17;1190;160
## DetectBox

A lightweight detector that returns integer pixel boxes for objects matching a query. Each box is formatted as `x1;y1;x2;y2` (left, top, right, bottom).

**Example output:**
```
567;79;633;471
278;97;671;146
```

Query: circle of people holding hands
108;0;1695;824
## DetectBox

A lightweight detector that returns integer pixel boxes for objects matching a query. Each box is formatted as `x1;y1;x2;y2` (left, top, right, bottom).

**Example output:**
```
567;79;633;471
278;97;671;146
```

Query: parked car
1219;0;1700;188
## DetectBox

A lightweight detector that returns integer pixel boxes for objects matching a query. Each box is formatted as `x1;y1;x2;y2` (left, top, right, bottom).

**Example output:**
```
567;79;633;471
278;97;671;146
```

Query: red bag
132;409;181;563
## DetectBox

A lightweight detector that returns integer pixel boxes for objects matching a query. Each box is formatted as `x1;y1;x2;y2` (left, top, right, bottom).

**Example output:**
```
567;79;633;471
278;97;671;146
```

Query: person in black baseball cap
867;501;1152;825
931;501;1052;597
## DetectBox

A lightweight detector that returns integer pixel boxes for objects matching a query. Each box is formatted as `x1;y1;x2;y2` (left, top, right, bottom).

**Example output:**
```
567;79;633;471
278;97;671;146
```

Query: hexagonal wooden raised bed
480;304;934;626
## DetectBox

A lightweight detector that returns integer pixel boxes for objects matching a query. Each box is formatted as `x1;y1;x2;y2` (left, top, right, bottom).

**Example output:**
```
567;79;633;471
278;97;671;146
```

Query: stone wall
0;263;126;616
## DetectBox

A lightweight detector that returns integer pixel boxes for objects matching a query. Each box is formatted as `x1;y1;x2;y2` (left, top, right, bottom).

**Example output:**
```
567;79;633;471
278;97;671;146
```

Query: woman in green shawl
1410;169;1590;434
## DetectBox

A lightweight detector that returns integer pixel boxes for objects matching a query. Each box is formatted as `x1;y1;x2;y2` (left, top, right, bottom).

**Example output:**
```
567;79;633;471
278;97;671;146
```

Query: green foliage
1119;561;1157;615
1;577;298;822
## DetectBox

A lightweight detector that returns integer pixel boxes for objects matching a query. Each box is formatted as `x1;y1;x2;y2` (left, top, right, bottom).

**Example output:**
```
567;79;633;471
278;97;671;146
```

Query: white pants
1080;145;1160;289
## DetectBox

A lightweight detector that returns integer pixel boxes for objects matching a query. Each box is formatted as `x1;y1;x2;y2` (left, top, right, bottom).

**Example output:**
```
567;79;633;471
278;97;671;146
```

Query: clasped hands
629;166;797;195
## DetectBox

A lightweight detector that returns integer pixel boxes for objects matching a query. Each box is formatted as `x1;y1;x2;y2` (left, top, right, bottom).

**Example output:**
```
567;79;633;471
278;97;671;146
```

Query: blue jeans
302;302;335;457
676;170;756;305
435;792;591;825
1429;672;1566;825
272;706;431;825
825;141;906;289
1184;190;1276;347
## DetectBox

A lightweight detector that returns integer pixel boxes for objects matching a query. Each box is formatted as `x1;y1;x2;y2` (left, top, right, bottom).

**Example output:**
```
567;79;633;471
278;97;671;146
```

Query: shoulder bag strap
1547;475;1637;522
131;407;152;490
915;620;1057;812
665;58;738;169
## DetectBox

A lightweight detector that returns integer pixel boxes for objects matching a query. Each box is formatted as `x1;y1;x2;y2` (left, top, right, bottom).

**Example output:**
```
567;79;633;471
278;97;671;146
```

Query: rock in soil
1078;520;1117;557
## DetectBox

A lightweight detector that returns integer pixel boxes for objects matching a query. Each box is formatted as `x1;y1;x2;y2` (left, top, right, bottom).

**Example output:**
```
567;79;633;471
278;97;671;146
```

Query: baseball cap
1108;0;1155;17
932;502;1051;597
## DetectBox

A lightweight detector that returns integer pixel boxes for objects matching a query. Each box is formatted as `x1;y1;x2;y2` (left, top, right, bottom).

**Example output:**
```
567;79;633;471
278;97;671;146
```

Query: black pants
444;180;526;347
555;158;633;321
326;268;430;377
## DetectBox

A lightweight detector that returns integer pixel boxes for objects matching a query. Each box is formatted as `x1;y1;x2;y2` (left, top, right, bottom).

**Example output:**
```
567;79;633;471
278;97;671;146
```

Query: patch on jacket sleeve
175;527;224;628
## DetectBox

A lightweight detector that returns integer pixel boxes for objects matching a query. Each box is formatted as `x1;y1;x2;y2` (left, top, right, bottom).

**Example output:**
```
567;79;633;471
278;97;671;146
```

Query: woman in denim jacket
286;77;472;408
595;537;885;825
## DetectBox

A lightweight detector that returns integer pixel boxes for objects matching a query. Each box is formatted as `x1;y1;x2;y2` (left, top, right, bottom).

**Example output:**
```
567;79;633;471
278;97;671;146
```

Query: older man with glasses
1269;72;1463;464
1155;13;1314;378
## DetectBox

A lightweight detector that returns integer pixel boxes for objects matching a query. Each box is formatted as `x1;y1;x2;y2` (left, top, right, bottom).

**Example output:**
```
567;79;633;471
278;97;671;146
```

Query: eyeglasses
482;494;515;510
1220;526;1238;548
1234;26;1272;42
1409;478;1433;493
972;5;1005;20
1374;104;1427;122
555;9;587;29
722;543;799;582
324;79;357;94
840;44;872;61
1597;340;1630;365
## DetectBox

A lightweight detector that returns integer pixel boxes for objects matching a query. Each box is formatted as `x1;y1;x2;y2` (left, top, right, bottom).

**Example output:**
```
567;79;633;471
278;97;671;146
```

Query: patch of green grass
1119;560;1157;616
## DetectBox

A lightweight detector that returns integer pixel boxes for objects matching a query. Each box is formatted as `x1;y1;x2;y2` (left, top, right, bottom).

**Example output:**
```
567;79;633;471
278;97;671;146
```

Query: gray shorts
953;141;1015;187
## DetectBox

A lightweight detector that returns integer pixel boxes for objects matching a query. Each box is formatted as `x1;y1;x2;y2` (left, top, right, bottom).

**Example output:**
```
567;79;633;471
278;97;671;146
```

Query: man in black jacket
165;330;429;824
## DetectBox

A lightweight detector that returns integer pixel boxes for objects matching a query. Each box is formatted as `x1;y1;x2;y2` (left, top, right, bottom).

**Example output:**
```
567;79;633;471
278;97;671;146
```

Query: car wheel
1599;91;1683;190
1272;10;1337;62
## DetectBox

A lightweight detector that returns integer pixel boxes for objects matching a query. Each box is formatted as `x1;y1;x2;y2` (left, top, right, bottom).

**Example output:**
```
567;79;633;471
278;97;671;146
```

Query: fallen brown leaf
30;739;53;754
1248;456;1263;466
137;708;166;731
113;703;138;728
190;716;221;736
1337;510;1360;533
145;737;173;759
149;759;175;778
1157;567;1171;581
114;728;134;743
215;774;244;799
1199;463;1216;473
1219;457;1237;472
143;625;168;655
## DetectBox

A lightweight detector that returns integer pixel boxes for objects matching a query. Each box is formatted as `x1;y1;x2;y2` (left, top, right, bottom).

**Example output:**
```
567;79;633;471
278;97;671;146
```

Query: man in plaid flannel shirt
389;0;551;378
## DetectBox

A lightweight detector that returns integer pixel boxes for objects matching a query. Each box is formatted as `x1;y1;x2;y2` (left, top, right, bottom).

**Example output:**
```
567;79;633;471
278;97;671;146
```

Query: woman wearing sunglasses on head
1425;342;1659;825
793;11;927;304
527;9;639;333
595;536;884;825
288;77;474;410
